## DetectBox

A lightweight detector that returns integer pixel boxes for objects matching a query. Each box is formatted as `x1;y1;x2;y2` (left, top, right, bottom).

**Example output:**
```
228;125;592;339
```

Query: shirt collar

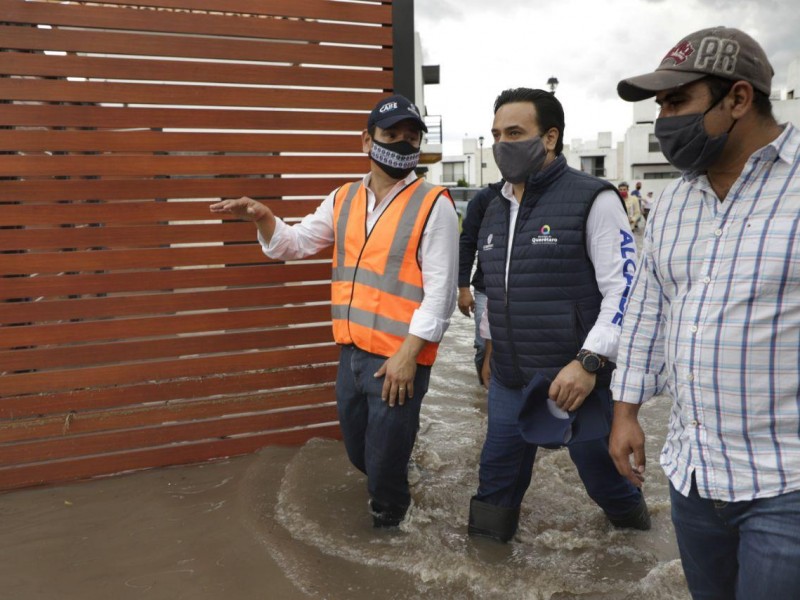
362;170;417;190
761;122;799;165
361;170;418;206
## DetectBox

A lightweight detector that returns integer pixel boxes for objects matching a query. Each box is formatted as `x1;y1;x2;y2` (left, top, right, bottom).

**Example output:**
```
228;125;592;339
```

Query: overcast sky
414;0;800;155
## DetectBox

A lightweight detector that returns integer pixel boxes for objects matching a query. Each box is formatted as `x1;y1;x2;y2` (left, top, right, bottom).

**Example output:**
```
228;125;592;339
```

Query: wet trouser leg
335;345;430;519
470;381;532;541
670;475;800;600
472;381;645;539
567;389;642;518
474;380;537;508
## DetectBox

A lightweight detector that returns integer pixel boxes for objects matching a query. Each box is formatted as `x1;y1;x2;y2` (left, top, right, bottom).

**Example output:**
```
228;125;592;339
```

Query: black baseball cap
367;94;428;132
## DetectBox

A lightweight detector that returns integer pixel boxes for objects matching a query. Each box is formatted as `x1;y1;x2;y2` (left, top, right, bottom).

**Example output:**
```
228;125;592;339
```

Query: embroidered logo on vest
531;225;558;245
483;233;495;251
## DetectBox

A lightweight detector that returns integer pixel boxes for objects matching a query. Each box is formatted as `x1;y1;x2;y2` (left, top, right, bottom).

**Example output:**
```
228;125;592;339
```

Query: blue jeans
335;345;431;514
473;290;488;376
476;380;641;516
670;476;800;599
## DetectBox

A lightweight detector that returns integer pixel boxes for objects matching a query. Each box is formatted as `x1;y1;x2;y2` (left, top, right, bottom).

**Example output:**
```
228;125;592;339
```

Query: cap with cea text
617;26;774;102
367;94;428;132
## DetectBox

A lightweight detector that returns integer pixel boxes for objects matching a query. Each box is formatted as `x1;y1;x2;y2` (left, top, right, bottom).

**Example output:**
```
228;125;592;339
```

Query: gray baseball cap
617;26;774;102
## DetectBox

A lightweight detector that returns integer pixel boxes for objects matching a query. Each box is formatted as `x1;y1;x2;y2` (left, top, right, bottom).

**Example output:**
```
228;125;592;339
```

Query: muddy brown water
0;262;690;598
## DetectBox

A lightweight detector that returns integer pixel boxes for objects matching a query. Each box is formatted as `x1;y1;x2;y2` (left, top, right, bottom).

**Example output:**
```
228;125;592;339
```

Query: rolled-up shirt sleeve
258;190;336;260
582;190;638;362
408;194;459;343
610;227;667;405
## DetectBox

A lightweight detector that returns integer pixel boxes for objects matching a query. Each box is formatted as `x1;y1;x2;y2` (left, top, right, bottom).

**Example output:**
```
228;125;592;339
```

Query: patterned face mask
370;139;420;179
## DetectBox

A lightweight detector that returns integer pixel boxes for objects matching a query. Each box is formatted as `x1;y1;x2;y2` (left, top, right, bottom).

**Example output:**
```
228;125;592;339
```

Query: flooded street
0;281;690;599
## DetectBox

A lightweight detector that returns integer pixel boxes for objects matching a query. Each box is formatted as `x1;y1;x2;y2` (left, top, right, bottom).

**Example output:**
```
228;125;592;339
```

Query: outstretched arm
210;197;276;243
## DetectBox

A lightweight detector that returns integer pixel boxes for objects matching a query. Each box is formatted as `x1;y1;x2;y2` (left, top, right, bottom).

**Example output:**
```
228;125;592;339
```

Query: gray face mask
655;99;736;172
492;137;547;184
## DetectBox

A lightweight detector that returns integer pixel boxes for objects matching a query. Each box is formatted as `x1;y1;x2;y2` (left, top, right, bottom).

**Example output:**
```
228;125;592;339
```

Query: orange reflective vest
331;178;450;366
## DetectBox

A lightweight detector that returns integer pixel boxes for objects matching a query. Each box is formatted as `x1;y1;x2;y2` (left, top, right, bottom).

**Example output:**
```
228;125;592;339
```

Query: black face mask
655;94;737;172
370;139;420;180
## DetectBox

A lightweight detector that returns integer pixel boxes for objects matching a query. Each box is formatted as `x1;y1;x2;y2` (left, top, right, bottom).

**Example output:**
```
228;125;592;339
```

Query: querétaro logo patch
531;225;558;245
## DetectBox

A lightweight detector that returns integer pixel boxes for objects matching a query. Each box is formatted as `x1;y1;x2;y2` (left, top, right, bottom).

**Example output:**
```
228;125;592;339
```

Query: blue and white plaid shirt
612;123;800;502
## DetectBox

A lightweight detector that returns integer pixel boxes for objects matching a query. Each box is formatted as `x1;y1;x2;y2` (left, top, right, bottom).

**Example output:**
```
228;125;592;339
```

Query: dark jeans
336;345;431;514
475;380;641;516
670;476;800;599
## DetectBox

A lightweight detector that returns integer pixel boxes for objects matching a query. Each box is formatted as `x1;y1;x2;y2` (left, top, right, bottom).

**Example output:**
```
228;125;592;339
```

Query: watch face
581;353;601;372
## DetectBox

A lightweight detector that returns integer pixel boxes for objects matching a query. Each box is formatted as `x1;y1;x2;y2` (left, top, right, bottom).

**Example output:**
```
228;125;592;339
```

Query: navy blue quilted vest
478;155;619;389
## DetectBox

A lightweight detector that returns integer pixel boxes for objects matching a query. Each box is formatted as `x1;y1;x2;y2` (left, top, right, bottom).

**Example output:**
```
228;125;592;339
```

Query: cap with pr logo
617;26;774;102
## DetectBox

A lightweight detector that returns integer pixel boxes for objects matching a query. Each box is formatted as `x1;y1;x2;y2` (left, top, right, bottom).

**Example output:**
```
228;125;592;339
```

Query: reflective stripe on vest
330;179;447;365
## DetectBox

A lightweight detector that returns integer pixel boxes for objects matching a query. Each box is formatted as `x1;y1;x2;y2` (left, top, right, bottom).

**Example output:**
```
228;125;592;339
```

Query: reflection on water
246;314;690;599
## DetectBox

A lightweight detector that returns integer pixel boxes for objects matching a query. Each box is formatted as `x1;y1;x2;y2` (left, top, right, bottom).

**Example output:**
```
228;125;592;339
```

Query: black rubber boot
608;495;651;531
370;500;406;528
467;496;520;543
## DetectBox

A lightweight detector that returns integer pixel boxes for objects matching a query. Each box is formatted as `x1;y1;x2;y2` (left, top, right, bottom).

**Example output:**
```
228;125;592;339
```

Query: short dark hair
494;88;565;155
704;76;773;119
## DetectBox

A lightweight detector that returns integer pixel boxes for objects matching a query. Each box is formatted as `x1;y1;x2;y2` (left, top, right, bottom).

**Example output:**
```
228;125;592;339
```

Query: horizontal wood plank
0;402;339;466
0;363;338;419
61;0;392;24
0;302;331;349
1;244;330;275
0;24;391;67
0;222;259;252
1;322;333;371
0;78;385;110
0;178;352;203
0;343;340;396
0;283;331;325
0;200;326;228
0;104;373;131
0;130;364;153
0;385;336;444
0;262;333;300
0;53;390;92
0;0;392;46
0;155;370;178
0;423;342;491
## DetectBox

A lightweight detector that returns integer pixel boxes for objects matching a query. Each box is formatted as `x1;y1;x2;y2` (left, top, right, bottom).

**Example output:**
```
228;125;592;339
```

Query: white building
426;137;501;188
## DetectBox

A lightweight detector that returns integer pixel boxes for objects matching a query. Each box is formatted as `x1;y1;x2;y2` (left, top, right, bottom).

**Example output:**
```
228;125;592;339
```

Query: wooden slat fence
0;0;401;491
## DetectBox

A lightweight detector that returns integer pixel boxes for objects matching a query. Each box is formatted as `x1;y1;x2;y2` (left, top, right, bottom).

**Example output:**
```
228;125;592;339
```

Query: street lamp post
478;135;484;187
547;76;559;94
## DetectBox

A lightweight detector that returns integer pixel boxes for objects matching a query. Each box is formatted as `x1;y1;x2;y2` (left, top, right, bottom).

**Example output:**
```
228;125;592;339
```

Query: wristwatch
576;349;606;373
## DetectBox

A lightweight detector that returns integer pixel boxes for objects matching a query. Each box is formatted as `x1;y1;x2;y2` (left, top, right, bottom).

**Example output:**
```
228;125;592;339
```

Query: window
643;171;681;179
442;161;465;182
648;134;661;153
580;156;605;177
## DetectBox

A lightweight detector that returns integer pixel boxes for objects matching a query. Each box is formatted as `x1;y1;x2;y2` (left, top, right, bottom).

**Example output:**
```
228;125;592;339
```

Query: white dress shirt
260;172;458;344
479;183;637;362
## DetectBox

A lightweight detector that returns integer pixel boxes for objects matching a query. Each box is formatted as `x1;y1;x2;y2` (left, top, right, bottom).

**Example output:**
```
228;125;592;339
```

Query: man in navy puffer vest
468;88;651;542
